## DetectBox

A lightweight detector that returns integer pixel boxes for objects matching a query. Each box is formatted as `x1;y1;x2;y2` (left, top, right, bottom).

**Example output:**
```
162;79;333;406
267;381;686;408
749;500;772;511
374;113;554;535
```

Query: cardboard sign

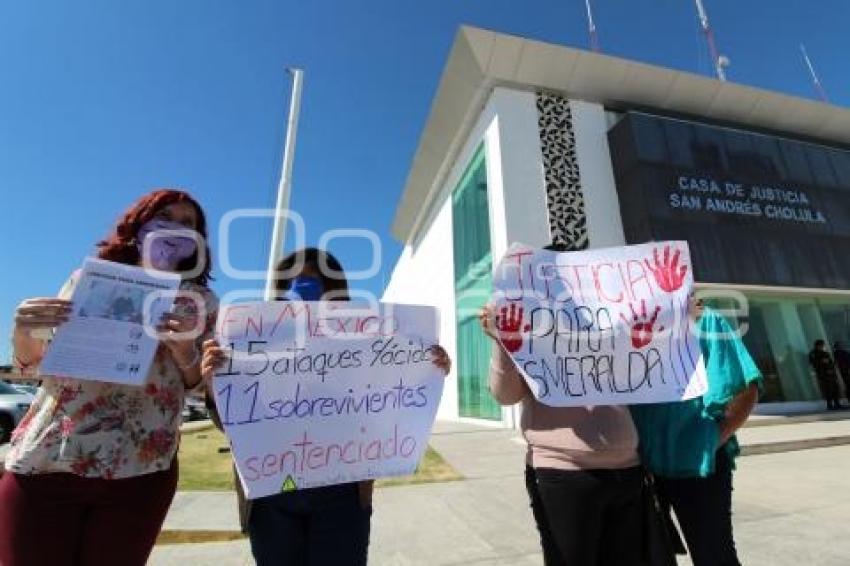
491;242;708;407
213;301;444;499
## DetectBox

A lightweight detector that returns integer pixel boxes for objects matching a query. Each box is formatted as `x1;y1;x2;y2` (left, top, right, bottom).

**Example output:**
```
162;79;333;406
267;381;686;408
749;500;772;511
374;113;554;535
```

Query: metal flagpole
264;67;304;301
800;44;829;103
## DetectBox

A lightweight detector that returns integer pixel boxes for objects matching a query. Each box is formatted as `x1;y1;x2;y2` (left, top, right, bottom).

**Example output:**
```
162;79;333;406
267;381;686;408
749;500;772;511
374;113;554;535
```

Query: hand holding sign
201;338;227;381
14;298;74;335
429;345;452;374
496;303;530;353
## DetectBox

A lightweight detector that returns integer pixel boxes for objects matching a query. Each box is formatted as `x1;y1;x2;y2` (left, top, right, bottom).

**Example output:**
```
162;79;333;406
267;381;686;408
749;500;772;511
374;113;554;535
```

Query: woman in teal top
630;298;762;566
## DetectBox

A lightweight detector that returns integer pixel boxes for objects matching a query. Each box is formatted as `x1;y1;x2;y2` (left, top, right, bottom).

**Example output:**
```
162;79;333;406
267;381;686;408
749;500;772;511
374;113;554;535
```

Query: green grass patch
177;425;235;491
376;446;463;487
177;426;462;491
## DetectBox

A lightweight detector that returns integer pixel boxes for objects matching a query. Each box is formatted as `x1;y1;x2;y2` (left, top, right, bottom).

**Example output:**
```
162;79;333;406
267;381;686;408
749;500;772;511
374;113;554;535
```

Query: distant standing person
809;340;842;410
832;342;850;406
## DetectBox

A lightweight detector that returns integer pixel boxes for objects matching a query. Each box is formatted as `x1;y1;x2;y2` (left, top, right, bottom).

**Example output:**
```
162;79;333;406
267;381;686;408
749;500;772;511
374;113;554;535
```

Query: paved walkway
151;417;850;565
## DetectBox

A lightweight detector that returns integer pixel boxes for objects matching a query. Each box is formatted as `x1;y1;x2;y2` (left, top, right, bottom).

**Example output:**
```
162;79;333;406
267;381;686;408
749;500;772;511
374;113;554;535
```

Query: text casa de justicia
668;175;827;224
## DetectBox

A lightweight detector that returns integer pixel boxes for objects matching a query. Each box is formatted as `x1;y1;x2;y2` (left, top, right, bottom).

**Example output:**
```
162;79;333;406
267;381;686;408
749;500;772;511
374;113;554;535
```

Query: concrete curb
741;435;850;457
745;410;850;428
181;420;215;433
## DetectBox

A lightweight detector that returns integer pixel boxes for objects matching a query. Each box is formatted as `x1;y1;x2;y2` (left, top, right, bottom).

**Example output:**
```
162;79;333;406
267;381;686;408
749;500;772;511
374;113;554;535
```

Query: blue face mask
283;276;324;302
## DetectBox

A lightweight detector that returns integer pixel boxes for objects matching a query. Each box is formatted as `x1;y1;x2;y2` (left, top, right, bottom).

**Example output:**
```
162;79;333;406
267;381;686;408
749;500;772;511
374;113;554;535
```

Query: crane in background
694;0;730;81
800;44;829;103
584;0;600;53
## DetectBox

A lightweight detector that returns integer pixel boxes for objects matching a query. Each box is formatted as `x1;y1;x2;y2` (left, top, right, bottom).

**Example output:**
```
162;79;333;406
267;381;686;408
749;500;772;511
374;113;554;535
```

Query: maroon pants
0;463;178;566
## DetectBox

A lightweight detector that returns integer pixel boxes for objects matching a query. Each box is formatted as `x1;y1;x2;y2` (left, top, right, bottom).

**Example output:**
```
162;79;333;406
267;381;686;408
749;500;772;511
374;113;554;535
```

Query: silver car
0;381;34;443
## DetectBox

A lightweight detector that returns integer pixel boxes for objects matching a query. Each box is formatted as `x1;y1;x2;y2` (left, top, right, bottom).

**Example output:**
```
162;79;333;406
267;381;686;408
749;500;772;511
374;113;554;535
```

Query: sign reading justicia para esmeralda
490;242;709;407
668;175;827;224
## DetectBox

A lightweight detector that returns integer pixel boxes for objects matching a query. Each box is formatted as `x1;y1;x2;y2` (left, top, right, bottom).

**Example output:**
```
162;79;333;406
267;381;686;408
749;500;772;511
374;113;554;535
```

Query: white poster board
213;301;444;499
40;257;180;385
491;241;708;407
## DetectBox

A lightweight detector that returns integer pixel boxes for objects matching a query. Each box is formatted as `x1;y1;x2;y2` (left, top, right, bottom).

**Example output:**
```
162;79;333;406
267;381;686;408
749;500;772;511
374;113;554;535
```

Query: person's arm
489;344;529;405
159;310;203;389
201;338;227;431
718;382;759;445
479;304;528;405
12;298;74;374
429;345;452;375
159;290;218;389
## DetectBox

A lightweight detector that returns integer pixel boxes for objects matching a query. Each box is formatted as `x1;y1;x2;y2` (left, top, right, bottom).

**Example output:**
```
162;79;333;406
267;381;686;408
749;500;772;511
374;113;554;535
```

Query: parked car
11;383;38;397
182;394;209;422
0;381;33;443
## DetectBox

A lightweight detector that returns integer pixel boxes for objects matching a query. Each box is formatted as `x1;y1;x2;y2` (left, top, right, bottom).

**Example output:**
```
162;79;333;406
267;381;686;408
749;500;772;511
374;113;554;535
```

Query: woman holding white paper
0;189;218;566
201;247;451;566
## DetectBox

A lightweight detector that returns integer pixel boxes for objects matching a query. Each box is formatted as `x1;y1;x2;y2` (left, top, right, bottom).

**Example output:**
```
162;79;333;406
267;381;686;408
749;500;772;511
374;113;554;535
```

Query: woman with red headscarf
0;189;218;566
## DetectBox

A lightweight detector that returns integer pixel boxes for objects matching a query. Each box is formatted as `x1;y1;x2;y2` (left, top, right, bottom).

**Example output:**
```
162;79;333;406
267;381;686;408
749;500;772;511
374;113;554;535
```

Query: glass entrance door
452;146;501;420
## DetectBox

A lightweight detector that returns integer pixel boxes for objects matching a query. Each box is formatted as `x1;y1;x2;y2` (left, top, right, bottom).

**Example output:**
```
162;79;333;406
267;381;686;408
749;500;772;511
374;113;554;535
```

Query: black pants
818;377;842;409
248;482;371;566
656;449;739;566
525;465;647;566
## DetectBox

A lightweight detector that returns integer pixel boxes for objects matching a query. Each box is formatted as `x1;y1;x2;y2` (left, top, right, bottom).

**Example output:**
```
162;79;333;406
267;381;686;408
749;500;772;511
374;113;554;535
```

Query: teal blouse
630;308;763;478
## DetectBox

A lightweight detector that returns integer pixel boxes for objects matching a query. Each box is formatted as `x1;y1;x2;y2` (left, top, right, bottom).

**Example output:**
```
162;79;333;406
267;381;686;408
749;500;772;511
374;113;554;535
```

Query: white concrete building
384;26;850;425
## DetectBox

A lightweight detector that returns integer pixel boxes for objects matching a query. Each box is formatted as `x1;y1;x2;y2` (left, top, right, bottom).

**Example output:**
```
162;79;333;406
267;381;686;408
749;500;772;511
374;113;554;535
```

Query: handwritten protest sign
213;301;444;499
40;258;180;385
491;242;708;407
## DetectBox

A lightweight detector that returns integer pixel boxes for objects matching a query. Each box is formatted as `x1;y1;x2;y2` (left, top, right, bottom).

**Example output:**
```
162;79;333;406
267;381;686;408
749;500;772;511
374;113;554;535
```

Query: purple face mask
136;219;198;271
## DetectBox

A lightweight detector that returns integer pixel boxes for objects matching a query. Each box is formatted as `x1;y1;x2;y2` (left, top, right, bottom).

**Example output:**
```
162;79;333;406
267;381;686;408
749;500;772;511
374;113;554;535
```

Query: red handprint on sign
496;303;530;353
644;245;688;293
620;300;664;349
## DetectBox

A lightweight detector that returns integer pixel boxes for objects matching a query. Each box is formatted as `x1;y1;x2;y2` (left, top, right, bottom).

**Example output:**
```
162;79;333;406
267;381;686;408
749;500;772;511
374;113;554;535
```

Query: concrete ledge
745;410;850;428
737;418;850;458
181;420;215;433
741;435;850;457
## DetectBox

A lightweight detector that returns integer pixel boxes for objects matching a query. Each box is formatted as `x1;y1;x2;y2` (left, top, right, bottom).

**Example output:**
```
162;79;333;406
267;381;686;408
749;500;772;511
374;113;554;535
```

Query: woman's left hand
430;345;452;376
157;310;201;367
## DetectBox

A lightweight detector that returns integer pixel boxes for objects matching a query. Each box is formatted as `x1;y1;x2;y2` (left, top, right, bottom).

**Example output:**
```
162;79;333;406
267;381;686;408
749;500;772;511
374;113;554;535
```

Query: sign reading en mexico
491;242;708;407
213;301;444;499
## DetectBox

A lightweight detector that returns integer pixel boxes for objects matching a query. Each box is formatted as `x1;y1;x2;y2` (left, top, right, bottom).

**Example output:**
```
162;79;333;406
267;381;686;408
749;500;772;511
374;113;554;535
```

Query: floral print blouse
7;272;218;480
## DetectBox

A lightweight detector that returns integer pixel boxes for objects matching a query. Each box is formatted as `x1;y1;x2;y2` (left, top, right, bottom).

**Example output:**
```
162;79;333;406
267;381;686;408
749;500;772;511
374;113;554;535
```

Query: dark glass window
632;115;669;164
805;145;838;188
724;129;783;179
753;137;787;180
664;120;695;169
779;141;813;185
828;150;850;191
691;125;726;172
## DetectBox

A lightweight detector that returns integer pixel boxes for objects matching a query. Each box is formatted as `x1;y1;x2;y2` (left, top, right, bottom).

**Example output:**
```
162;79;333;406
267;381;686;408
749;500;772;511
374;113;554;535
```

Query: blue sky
1;0;848;362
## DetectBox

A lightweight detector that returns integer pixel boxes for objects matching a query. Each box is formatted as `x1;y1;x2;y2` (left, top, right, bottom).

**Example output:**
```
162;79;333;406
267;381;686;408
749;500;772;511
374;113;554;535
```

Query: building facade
384;26;850;424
